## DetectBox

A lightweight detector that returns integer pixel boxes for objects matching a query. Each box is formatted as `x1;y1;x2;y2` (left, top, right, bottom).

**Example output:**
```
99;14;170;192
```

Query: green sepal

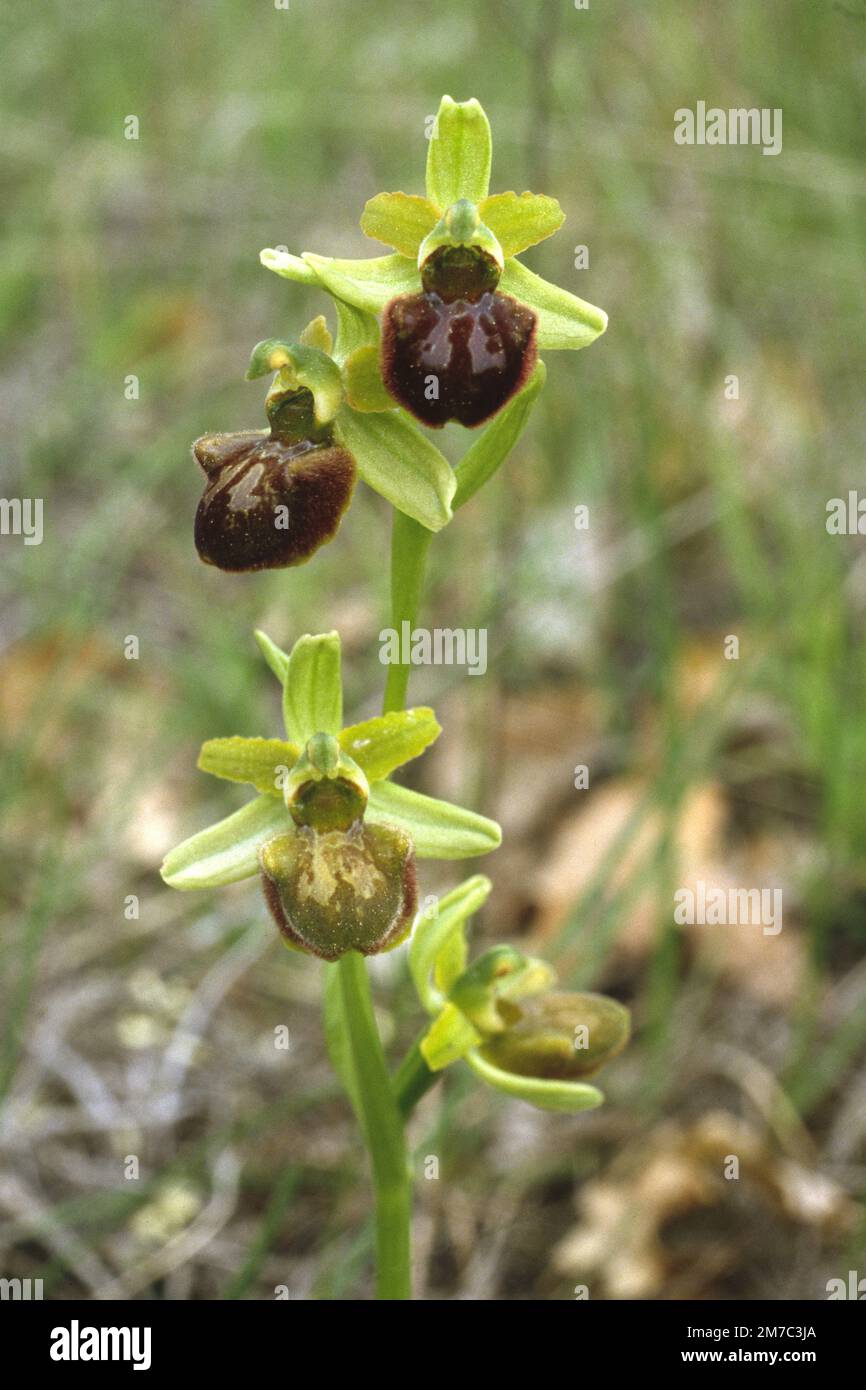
366;781;501;859
259;247;321;284
343;346;395;413
160;794;292;890
360;192;440;257
197;736;300;795
339;707;441;782
499;259;607;350
283;632;343;745
434;928;468;1000
453;361;546;510
254;629;290;685
426;96;492;211
333;299;380;363
464;1050;604;1114
420;1003;482;1072
302;252;418;316
410;874;491;1012
477;192;565;258
245;341;343;429
334;406;455;532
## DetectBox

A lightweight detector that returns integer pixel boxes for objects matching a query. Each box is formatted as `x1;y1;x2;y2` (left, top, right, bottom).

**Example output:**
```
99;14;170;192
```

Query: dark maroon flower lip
193;430;356;572
381;287;537;430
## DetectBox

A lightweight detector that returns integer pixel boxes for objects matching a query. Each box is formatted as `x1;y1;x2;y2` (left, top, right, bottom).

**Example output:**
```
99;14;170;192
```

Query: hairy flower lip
259;820;418;961
381;288;538;429
192;431;356;573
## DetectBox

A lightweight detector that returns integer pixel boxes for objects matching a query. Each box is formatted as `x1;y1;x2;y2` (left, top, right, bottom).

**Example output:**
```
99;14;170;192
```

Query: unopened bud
479;991;630;1081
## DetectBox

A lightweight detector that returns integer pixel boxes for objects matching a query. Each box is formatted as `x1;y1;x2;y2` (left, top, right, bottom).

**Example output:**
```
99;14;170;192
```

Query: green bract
243;317;455;533
260;94;607;355
408;878;629;1113
161;631;501;961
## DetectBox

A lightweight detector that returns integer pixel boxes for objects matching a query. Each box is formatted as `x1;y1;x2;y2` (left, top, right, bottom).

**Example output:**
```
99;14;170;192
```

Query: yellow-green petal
478;191;565;257
197;736;300;796
299;315;334;354
338;707;441;782
360;192;440;257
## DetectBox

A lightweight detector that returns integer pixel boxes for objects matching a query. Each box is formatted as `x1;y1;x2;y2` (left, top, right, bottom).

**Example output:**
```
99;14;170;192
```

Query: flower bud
193;387;355;572
259;820;417;961
479;991;630;1081
449;945;554;1035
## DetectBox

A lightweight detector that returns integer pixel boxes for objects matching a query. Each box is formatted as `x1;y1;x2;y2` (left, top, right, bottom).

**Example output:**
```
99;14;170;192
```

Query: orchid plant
163;96;628;1299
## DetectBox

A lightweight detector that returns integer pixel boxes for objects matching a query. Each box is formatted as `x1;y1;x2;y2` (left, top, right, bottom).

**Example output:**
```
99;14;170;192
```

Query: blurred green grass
2;0;866;1298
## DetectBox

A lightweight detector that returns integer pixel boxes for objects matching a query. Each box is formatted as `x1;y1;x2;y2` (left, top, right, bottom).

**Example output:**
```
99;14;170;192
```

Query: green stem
337;951;412;1299
383;511;432;715
393;1037;439;1119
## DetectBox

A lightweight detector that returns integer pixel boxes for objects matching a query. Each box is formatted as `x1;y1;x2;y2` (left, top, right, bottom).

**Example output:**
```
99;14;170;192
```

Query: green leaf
426;96;492;210
197;737;299;796
478;192;564;258
303;252;418;315
254;629;290;685
283;632;343;744
160;795;292;890
410;874;491;1011
335;407;455;532
366;781;501;859
464;1051;604;1114
343;345;394;413
453;361;546;510
419;1003;482;1071
332;299;380;363
259;247;321;284
339;707;441;782
499;259;608;351
360;192;440;257
322;964;364;1130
